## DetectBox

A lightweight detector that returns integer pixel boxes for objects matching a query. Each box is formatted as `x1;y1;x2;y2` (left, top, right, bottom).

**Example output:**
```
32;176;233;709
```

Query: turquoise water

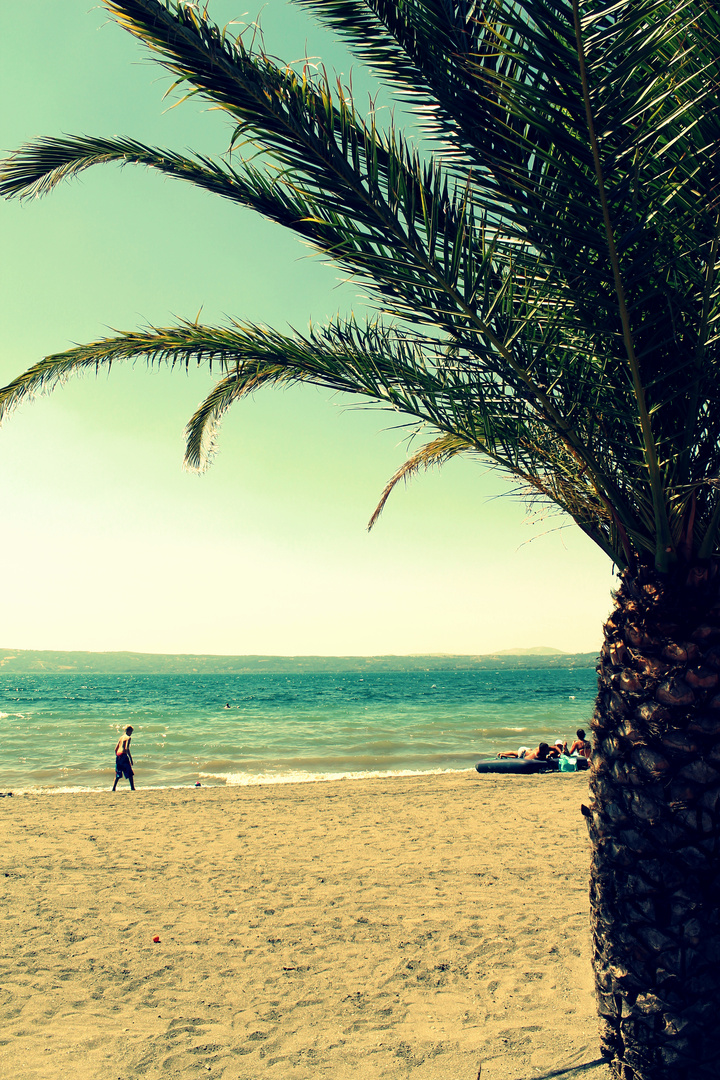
1;667;597;792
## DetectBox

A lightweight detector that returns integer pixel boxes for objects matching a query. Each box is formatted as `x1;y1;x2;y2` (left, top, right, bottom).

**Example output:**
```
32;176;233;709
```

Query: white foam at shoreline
9;765;476;796
207;766;475;786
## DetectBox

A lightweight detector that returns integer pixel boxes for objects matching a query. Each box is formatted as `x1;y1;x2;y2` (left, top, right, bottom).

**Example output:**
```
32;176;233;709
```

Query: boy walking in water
113;726;135;791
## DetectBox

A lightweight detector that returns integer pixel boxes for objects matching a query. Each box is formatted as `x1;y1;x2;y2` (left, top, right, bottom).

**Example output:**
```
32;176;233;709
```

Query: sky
0;0;615;657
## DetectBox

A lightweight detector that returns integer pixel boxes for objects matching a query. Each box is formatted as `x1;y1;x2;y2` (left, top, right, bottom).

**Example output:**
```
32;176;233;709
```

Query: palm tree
1;0;719;1075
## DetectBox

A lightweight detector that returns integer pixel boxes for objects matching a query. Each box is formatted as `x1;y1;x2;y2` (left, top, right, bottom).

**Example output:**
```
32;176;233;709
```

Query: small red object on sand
153;936;161;943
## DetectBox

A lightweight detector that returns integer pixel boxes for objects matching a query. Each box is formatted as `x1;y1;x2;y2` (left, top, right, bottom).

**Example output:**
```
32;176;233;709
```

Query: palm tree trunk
588;561;720;1080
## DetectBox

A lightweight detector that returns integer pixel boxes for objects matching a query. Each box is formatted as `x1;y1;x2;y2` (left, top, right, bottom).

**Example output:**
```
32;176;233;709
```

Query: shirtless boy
523;742;551;761
113;726;135;791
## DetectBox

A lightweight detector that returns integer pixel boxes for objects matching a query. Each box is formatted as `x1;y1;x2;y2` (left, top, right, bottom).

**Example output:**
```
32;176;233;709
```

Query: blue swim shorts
115;753;133;779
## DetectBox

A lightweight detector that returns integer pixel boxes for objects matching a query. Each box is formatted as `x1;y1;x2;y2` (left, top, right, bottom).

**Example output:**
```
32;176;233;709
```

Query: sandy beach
1;771;609;1080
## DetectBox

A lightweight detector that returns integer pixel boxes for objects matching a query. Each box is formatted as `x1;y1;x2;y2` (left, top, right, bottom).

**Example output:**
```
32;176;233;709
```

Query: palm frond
1;133;617;457
0;307;659;565
367;433;476;529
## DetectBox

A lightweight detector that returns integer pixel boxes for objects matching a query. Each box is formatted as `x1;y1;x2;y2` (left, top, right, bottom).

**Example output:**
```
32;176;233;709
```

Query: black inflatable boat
474;757;588;774
475;758;558;774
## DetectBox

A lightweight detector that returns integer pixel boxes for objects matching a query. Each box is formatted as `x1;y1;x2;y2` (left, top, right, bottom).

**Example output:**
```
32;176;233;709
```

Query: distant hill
494;646;565;656
0;648;597;675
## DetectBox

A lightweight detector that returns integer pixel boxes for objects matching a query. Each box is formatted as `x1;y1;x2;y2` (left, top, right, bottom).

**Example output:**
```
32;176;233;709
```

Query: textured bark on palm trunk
587;562;720;1080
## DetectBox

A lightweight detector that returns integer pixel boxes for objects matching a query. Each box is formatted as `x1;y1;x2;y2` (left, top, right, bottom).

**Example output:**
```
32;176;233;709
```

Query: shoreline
1;770;609;1079
4;764;478;797
2;759;588;797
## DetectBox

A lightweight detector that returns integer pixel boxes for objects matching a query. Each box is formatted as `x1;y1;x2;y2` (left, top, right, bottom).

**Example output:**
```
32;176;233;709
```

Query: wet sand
0;771;609;1079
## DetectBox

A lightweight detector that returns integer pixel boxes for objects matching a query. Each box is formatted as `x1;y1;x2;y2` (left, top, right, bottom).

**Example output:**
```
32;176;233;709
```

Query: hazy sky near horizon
0;1;614;656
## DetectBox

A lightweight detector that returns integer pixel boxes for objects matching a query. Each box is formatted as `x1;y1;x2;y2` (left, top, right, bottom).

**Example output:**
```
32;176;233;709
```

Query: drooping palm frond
366;434;484;530
0;133;467;290
0;316;583;482
0;313;664;562
1;0;720;572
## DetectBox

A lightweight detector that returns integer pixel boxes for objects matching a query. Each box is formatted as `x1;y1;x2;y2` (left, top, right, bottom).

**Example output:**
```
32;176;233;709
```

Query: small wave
204;766;474;787
475;726;528;735
13;782;211;795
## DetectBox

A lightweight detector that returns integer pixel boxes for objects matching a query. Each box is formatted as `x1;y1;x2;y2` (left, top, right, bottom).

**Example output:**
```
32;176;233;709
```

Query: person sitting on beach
524;742;551;761
568;729;592;758
496;742;551;761
113;726;135;791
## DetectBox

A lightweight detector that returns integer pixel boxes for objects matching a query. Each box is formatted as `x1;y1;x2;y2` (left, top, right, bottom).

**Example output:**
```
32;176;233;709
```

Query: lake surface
1;667;597;792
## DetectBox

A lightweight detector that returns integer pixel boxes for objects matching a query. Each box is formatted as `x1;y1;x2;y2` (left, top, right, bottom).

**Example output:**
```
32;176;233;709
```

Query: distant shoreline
0;647;598;675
